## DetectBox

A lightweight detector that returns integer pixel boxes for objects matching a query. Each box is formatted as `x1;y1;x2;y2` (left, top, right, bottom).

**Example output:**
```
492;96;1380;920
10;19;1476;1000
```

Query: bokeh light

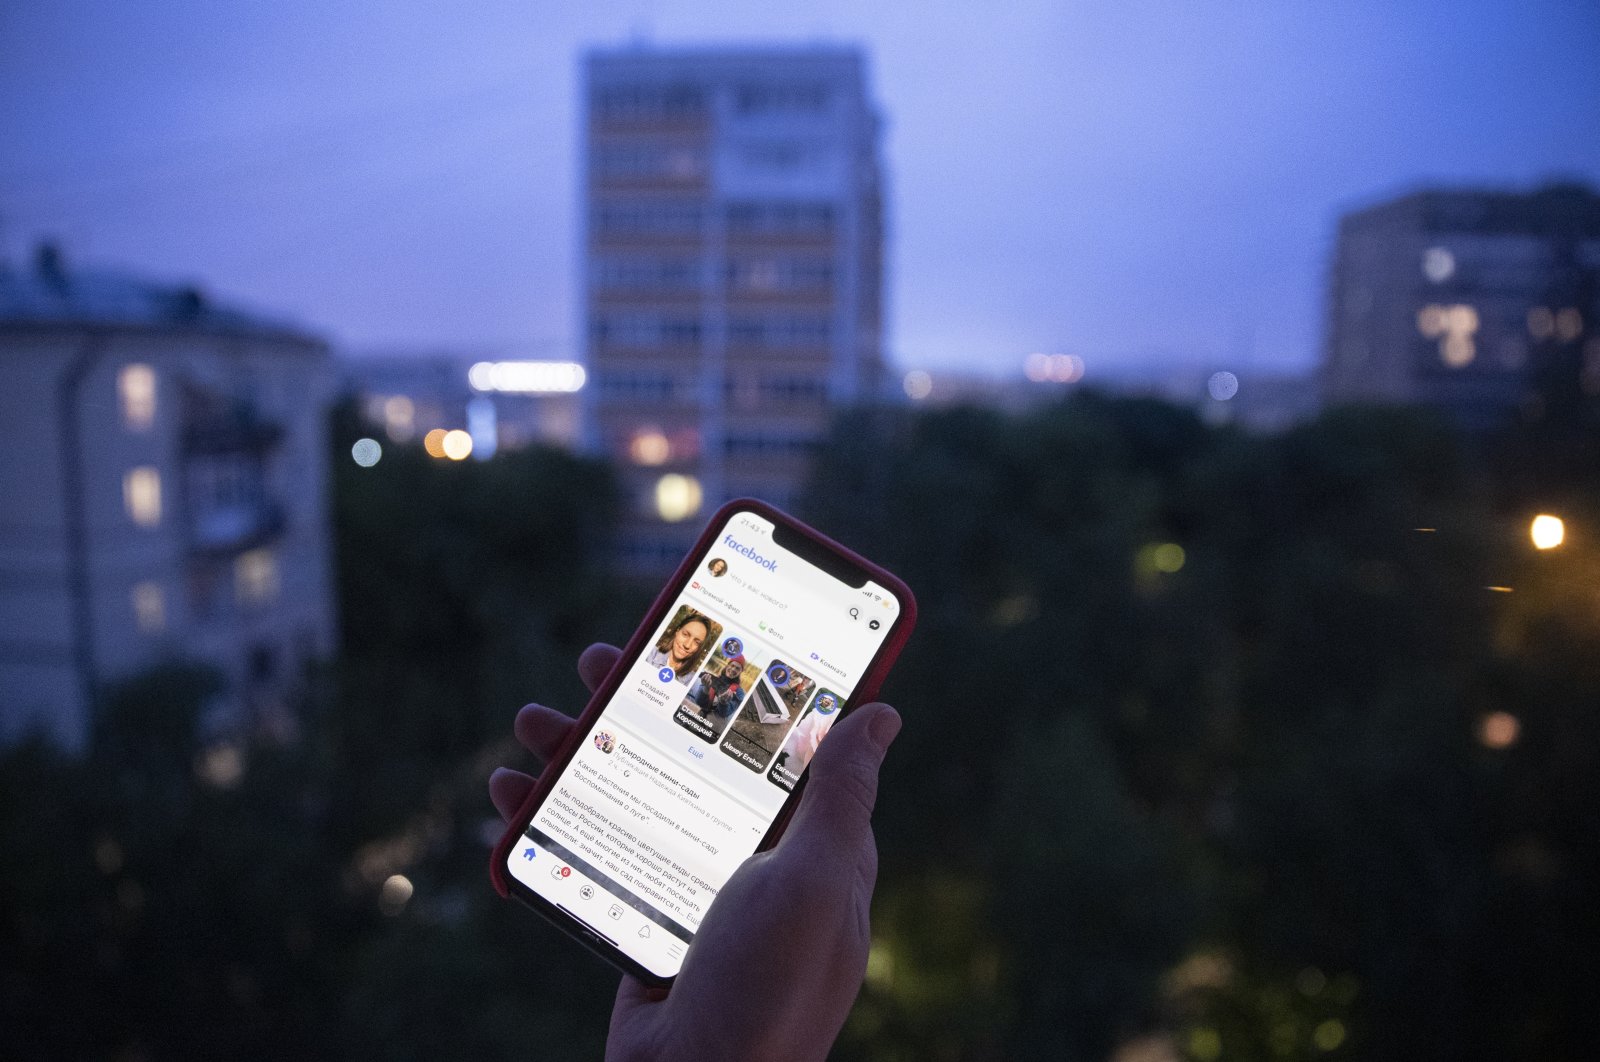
1207;371;1239;401
422;428;448;458
1422;246;1456;283
351;438;382;467
1530;514;1564;550
655;474;702;522
903;370;933;400
441;429;473;461
629;429;670;465
1480;711;1520;750
379;874;415;916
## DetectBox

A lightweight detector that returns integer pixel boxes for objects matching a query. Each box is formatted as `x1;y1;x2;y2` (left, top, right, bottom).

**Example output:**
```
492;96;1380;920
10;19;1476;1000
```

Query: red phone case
489;498;917;907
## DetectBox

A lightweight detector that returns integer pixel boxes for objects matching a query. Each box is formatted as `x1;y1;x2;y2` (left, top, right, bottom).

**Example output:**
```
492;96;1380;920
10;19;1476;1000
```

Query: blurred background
3;1;1599;1059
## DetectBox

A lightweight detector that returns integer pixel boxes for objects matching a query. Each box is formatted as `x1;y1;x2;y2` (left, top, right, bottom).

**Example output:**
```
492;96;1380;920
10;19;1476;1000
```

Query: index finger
579;643;623;693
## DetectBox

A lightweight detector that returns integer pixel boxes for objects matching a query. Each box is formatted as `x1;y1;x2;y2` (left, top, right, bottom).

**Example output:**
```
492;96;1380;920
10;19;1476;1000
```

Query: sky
2;0;1597;376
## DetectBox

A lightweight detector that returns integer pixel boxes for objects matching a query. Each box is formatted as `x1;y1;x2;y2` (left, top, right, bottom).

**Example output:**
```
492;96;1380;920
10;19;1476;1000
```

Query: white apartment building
0;246;337;749
584;45;887;571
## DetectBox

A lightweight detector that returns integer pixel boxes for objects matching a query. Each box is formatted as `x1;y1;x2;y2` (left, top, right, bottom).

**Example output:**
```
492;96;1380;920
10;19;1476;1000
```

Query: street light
1530;514;1565;550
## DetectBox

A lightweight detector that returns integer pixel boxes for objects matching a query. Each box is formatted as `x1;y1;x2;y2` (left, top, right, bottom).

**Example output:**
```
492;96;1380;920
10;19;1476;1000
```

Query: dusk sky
3;0;1597;376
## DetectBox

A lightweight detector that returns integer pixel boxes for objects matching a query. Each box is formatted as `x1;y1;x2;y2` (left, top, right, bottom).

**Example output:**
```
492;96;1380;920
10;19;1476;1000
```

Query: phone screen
504;507;902;978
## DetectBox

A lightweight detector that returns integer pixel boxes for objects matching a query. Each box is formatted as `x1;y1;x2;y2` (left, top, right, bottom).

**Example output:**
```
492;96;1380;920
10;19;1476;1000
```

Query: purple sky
2;0;1597;376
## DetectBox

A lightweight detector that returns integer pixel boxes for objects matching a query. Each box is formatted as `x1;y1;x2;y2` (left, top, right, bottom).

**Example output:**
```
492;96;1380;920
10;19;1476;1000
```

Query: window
740;140;810;171
734;82;831;114
592;82;707;121
594;370;677;403
131;581;165;634
592;256;704;293
592;201;705;238
727;256;834;294
725;201;836;237
761;375;831;402
235;548;280;607
118;364;156;431
123;467;162;528
727;315;833;349
592;142;707;181
591;313;703;348
723;431;824;457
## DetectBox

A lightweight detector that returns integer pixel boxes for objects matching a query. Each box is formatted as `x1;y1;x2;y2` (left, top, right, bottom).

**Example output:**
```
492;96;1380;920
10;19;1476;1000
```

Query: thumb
780;702;901;857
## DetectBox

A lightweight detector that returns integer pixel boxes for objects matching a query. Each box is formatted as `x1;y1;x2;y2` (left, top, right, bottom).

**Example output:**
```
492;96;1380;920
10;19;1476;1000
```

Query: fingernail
867;706;902;751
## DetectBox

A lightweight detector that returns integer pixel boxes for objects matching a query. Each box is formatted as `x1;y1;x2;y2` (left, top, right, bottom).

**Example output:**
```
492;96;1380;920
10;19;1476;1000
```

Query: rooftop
0;244;320;344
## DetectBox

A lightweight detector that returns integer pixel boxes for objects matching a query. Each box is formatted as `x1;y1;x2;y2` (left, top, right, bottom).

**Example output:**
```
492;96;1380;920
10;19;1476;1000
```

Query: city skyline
2;0;1598;376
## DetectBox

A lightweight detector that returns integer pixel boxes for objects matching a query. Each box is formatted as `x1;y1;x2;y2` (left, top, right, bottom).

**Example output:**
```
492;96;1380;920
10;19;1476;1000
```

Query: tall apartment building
584;45;886;570
1321;183;1600;429
0;247;337;749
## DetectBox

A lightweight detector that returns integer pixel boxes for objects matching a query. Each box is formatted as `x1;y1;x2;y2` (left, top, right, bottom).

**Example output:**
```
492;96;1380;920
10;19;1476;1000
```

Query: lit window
235;548;280;606
123;467;162;528
382;395;415;442
1417;303;1478;368
118;364;157;431
629;428;671;466
131;581;165;634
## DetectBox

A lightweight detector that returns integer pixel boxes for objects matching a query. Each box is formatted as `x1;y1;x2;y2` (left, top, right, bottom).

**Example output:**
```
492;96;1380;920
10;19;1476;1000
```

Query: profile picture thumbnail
707;557;729;577
681;636;761;737
648;605;722;685
593;731;616;754
721;658;816;773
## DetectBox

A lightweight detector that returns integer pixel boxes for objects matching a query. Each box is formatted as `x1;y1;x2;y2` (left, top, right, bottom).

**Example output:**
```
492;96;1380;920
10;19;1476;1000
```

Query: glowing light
1555;308;1583;343
629;429;670;465
903;370;933;400
1422;246;1456;283
379;873;415;916
196;743;244;788
1417;305;1446;336
1207;371;1239;401
235;548;280;605
1485;586;1514;593
131;581;165;634
1152;543;1186;573
1024;353;1083;383
123;467;162;528
1051;354;1085;383
468;360;586;394
1530;514;1564;550
1419;303;1478;367
467;397;498;459
351;438;382;467
423;428;448;458
1441;332;1475;368
655;474;702;522
1312;1020;1346;1052
441;429;473;460
118;364;156;431
1527;307;1554;340
1480;711;1520;750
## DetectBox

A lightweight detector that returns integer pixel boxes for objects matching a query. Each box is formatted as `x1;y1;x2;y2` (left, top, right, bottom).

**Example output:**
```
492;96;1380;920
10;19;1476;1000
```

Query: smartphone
490;498;916;987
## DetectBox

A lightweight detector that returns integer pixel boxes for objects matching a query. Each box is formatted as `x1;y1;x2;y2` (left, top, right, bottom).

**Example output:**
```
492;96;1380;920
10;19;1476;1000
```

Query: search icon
849;607;860;620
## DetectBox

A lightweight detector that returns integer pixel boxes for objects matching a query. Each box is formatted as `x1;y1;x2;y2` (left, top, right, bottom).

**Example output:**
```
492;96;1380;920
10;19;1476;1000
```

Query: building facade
584;45;887;570
0;247;337;748
1321;183;1600;429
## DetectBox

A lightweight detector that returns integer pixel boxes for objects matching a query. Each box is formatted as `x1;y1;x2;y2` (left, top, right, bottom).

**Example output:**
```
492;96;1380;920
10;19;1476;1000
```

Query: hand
490;643;902;1062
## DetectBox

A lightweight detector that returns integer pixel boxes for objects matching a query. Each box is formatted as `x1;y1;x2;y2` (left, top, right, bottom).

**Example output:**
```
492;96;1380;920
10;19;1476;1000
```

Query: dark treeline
2;394;1596;1060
